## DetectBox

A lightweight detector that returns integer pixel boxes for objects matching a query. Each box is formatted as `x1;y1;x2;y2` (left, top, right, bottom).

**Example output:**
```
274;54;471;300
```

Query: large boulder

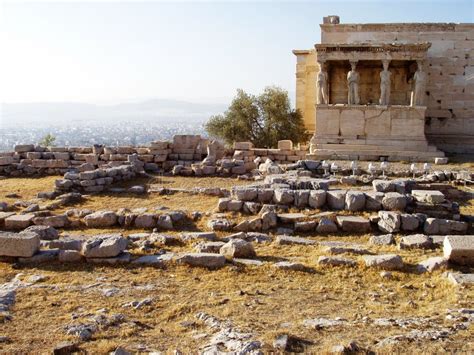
382;192;407;211
220;239;256;259
344;191;366;211
336;216;370;233
377;211;401;233
176;253;226;269
0;231;40;257
308;190;326;209
443;235;474;266
21;225;59;240
326;190;346;210
81;234;128;258
83;211;118;228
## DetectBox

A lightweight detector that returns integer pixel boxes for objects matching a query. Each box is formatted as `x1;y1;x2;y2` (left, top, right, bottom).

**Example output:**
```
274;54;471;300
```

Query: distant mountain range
0;99;229;128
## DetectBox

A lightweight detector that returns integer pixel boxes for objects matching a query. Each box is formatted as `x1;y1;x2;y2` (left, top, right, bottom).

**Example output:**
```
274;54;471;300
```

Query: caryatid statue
379;60;391;105
411;60;427;106
316;62;328;104
347;61;360;105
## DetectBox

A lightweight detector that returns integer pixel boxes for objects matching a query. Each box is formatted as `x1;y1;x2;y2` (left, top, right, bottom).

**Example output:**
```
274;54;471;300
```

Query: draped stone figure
316;64;328;104
411;60;427;106
379;60;391;105
347;61;360;105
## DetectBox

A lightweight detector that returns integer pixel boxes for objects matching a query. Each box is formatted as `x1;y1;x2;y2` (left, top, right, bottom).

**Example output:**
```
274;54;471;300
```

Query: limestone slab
443;235;474;265
0;231;40;257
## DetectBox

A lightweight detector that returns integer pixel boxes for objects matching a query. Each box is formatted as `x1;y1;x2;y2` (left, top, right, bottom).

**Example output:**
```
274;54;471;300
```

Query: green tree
205;86;308;148
39;133;56;147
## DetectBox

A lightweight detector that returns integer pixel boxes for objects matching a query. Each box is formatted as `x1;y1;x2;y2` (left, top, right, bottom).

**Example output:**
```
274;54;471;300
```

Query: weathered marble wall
294;22;474;153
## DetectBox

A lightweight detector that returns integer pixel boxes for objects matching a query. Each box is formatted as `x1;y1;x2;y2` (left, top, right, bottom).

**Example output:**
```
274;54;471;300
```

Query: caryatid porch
308;43;445;162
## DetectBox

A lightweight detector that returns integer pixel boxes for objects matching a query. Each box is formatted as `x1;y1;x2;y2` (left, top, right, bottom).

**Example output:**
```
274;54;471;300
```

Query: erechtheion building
294;16;474;161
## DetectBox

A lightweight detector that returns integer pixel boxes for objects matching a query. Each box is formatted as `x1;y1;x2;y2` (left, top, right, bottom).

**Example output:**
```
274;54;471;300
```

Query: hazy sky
1;0;473;104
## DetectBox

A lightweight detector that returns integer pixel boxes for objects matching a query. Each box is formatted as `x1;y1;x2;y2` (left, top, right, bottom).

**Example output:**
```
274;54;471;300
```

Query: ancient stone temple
293;16;474;160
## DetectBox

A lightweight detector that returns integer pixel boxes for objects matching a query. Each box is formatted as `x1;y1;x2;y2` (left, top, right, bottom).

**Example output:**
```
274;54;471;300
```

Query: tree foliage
205;86;308;148
39;133;56;147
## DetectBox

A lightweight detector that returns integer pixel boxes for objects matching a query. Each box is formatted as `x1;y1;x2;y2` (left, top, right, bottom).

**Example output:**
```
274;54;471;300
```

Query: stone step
308;148;444;162
315;143;433;153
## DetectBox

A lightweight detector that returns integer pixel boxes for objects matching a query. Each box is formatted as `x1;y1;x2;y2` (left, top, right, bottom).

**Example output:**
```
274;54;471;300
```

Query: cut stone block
378;211;401;233
382;192;407;211
308;190;326;208
424;218;468;235
345;191;366;211
412;190;445;204
81;234;128;258
320;241;369;255
276;235;317;246
317;256;357;267
4;214;35;230
363;254;404;270
447;273;474;286
277;213;306;223
273;261;306;271
399;234;433;250
326;190;346;210
176;253;226;269
443;235;474;266
180;232;217;242
416;257;447;273
336;216;370;233
0;231;40;257
369;234;394;246
220;239;256;259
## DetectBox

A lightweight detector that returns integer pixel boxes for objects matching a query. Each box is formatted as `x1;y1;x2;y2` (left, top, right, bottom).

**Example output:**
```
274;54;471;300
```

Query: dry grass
0;174;473;353
0;237;472;353
0;176;58;201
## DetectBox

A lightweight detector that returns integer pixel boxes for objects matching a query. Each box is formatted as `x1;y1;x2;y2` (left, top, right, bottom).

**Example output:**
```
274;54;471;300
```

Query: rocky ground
0;172;473;354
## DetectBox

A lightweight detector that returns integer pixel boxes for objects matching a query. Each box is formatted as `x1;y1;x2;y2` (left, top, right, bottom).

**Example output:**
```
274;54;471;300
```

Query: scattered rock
273;261;306;271
81;234;128;258
363;254;404;270
443;235;474;265
399;234;433;250
21;225;59;240
378;211;401;233
336;216;370;233
177;253;226;269
83;211;117;228
416;257;447;273
317;256;357;267
369;234;394;246
219;239;256;259
382;192;407;211
276;235;316;246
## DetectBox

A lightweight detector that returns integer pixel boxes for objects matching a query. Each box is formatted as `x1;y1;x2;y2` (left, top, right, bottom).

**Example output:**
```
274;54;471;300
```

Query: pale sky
0;0;473;104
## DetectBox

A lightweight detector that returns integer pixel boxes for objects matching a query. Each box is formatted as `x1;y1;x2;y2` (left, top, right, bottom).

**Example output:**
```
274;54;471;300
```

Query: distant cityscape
0;98;228;151
0;121;206;151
